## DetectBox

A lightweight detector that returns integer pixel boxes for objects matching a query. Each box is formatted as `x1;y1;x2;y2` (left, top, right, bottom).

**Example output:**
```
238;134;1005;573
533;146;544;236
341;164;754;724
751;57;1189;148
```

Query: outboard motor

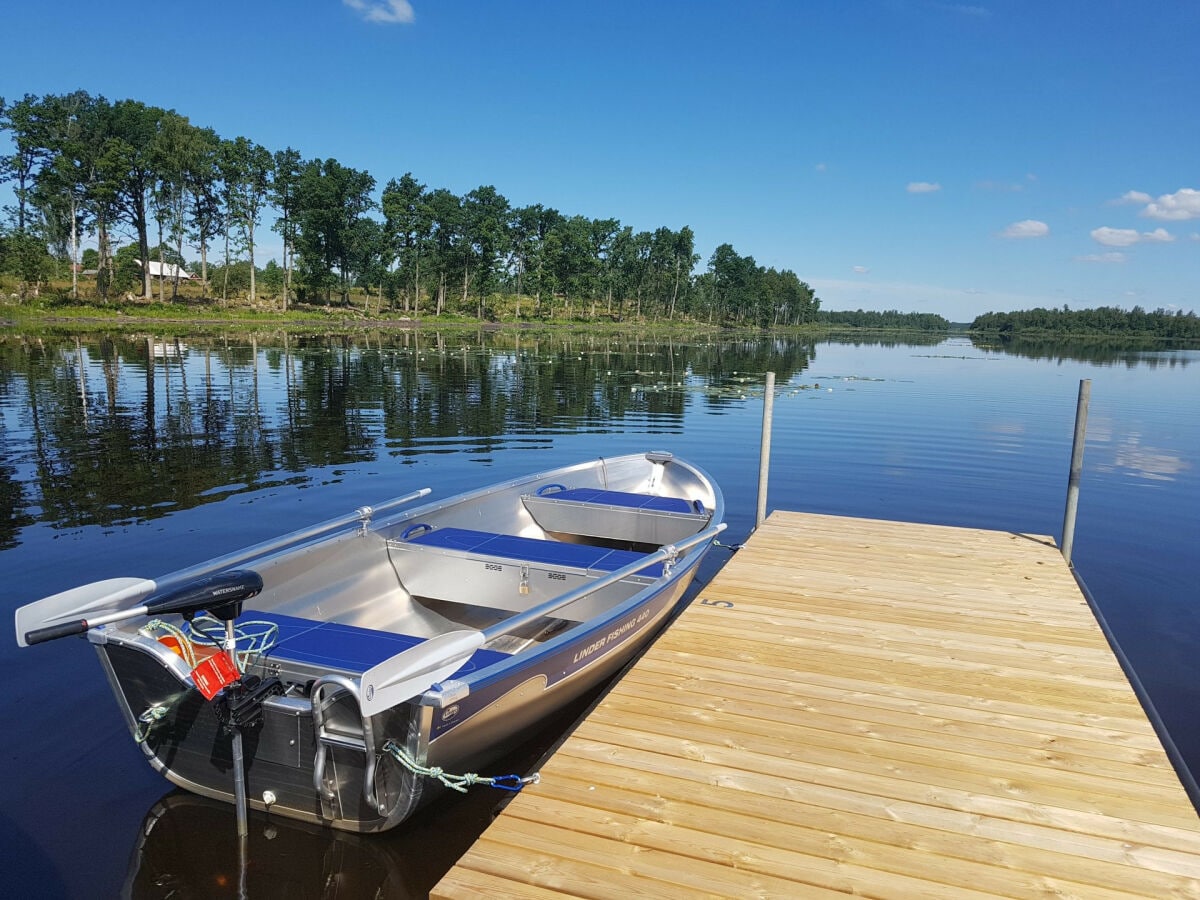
146;570;265;623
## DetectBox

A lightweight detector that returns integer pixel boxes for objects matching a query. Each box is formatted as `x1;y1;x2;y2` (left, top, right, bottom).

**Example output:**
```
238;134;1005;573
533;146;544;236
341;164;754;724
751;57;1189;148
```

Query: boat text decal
572;608;654;664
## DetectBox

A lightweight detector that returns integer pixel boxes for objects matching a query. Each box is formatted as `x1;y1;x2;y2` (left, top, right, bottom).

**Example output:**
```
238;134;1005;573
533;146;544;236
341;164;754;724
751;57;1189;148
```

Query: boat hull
28;451;723;832
93;561;697;831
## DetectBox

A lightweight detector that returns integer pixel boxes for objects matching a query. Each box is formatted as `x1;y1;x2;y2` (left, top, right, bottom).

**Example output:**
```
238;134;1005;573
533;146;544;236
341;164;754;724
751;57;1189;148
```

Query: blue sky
2;0;1196;321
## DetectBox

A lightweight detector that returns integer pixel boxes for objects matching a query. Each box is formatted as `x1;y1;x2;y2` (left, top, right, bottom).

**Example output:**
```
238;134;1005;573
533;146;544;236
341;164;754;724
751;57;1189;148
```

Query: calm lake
1;327;1197;897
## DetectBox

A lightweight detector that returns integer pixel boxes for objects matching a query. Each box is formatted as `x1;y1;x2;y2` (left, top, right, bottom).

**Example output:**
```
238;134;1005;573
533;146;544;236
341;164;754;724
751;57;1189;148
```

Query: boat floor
417;596;575;655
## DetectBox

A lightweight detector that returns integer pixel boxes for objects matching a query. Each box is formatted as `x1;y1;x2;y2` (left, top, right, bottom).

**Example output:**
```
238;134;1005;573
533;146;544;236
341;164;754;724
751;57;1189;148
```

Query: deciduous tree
294;158;376;305
106;99;168;299
381;172;427;313
271;148;302;310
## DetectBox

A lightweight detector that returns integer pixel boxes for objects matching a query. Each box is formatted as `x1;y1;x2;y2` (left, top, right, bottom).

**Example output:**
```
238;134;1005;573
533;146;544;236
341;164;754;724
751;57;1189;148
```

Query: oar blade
15;578;157;648
360;629;485;717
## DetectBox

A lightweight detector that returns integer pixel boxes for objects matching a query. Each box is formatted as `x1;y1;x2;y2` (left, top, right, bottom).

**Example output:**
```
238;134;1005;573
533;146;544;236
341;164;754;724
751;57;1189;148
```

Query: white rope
382;740;539;794
133;704;170;743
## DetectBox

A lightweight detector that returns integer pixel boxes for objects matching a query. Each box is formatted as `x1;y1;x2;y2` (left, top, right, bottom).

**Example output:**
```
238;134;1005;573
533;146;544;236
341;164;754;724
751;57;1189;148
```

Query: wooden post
1061;378;1091;564
756;372;775;530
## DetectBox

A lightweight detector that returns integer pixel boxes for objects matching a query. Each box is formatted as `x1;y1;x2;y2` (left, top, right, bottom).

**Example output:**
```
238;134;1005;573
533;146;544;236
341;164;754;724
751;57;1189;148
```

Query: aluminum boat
15;451;724;832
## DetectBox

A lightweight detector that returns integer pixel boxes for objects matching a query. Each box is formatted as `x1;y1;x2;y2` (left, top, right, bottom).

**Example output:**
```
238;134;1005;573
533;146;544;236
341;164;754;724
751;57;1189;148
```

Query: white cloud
1112;190;1153;205
852;265;869;274
1076;252;1127;263
1090;227;1139;247
999;219;1049;239
1141;227;1175;243
1091;226;1175;246
815;162;827;173
907;181;941;194
344;0;414;24
1141;187;1200;221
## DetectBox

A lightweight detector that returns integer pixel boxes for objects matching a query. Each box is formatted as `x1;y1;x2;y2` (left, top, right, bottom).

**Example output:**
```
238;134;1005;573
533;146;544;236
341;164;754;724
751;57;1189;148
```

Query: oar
19;571;264;647
15;488;434;649
16;577;157;648
361;630;486;717
359;522;727;717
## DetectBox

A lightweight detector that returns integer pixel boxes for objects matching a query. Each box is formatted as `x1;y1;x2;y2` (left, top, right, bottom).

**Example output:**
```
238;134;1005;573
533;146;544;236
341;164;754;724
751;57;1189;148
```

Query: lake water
1;328;1197;897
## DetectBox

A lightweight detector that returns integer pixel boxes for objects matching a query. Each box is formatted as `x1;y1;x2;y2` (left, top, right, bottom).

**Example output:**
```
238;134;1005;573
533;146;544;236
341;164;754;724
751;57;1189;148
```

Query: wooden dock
432;511;1200;898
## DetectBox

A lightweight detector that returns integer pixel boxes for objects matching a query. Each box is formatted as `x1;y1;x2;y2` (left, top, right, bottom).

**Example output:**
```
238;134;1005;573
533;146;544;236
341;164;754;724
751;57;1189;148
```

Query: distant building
137;259;195;280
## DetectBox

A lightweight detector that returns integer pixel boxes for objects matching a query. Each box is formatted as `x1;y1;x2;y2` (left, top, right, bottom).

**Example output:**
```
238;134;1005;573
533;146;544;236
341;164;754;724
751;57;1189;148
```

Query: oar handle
25;620;89;645
22;571;263;647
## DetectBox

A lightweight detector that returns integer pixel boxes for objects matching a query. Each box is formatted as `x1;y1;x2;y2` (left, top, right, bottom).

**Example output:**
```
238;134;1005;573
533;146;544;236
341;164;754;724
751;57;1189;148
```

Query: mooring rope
382;740;539;793
133;704;171;743
131;690;189;744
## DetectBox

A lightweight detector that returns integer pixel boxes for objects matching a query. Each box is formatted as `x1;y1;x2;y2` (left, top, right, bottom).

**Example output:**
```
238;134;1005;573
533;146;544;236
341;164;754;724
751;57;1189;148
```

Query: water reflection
4;328;1194;546
127;794;420;899
0;330;820;542
970;333;1197;367
123;680;608;899
125;791;498;900
1107;434;1191;482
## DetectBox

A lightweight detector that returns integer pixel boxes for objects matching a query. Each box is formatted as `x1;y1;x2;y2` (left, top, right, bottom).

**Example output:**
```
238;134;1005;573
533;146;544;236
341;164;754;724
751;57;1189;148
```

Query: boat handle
535;483;567;496
400;522;433;541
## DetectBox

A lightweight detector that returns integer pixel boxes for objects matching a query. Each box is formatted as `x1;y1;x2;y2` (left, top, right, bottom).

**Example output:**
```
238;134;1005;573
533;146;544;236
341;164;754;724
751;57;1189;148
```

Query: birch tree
186;127;221;291
218;136;273;304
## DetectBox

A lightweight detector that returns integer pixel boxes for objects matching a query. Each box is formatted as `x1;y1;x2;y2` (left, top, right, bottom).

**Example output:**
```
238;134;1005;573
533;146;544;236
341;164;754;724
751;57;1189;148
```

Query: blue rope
382;740;539;793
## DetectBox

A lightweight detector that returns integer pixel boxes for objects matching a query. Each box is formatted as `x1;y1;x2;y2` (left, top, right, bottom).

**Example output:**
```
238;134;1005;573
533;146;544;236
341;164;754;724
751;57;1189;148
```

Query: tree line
970;306;1200;339
0;90;821;327
818;309;949;331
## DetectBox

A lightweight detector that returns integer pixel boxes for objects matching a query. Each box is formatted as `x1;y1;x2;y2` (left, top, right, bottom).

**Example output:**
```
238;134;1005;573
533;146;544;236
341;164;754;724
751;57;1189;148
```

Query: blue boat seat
541;488;697;515
226;610;509;677
521;486;709;546
404;527;664;578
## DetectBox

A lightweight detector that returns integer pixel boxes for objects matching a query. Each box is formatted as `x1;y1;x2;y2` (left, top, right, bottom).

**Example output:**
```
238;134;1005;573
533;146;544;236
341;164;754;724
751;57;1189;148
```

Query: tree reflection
970;334;1195;367
0;328;821;542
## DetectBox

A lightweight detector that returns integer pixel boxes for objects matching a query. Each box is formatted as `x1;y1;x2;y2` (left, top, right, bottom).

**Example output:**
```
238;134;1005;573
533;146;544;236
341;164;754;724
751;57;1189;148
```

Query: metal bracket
423;679;470;707
662;543;680;576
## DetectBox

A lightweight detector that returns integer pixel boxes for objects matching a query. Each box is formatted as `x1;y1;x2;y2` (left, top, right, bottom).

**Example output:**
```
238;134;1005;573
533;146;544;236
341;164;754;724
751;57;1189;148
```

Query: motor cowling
145;570;264;622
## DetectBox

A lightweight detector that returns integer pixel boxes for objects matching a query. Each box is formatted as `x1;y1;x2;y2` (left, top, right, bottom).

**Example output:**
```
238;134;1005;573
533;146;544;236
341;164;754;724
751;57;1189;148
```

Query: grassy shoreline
0;295;906;339
8;300;1193;345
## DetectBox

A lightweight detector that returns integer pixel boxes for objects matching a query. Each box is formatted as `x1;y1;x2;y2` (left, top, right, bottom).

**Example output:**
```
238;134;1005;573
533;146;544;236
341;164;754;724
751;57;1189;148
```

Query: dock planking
432;511;1200;898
